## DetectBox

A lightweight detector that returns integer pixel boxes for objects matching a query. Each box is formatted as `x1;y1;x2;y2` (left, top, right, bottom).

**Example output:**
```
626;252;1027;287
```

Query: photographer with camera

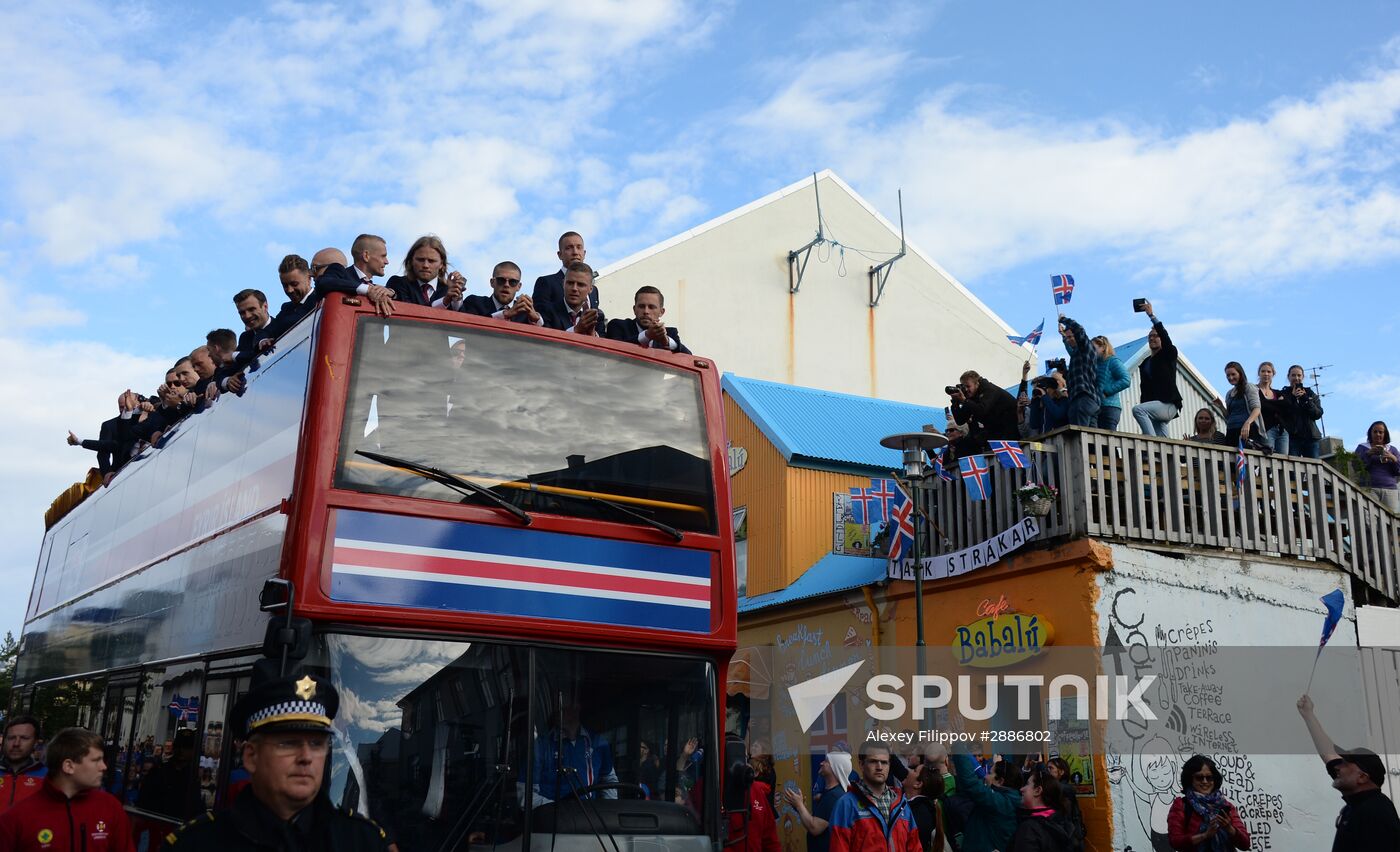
1057;317;1101;427
1027;367;1071;436
1130;300;1183;437
947;370;1019;458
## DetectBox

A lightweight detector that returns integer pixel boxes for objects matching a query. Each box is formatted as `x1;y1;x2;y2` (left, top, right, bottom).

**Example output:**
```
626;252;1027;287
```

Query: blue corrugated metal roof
738;553;887;613
1116;336;1148;365
722;374;943;470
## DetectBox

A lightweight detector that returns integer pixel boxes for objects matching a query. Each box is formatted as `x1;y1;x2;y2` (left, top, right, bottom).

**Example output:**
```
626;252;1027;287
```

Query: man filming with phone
947;370;1018;458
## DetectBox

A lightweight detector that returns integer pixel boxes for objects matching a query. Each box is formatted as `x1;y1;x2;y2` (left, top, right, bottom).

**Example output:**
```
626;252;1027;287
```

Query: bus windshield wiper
356;449;532;526
548;490;683;542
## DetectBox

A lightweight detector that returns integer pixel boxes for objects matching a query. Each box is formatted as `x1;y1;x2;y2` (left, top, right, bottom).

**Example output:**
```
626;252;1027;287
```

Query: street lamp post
879;430;948;660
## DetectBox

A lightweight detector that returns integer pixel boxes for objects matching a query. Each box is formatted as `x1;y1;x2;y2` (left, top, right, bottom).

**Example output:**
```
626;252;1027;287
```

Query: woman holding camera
1256;362;1289;455
1356;421;1400;513
1281;365;1324;458
1223;362;1265;449
1092;336;1130;431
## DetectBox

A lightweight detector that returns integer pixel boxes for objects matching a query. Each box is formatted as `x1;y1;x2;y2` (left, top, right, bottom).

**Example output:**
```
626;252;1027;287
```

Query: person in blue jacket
1092;336;1131;431
950;753;1021;852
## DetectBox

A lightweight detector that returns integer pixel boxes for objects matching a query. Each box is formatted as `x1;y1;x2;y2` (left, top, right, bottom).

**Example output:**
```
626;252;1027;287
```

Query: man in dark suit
386;234;465;309
264;254;322;337
542;262;604;335
532;231;598;318
310;247;395;316
462;261;543;325
606;286;692;354
234;289;274;358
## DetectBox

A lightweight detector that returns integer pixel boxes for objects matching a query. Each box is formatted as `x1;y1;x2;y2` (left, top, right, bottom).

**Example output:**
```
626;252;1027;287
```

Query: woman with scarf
1004;766;1076;851
1166;755;1250;851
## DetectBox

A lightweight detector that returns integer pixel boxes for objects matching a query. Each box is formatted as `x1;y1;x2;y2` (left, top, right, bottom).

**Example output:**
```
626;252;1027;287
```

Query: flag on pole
1236;439;1248;490
989;440;1029;469
849;486;874;525
958;455;993;501
1307;588;1348;692
1318;589;1345;647
1007;319;1045;348
886;482;916;565
1051;274;1075;305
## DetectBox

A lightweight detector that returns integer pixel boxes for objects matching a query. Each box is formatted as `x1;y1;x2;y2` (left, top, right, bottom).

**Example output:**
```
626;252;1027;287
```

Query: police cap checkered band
246;699;331;733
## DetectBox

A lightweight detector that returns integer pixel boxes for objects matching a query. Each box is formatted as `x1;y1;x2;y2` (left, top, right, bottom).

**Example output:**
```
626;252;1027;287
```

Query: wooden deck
920;427;1399;602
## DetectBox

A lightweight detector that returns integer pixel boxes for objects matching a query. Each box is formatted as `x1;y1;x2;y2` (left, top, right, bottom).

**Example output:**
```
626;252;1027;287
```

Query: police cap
231;673;339;738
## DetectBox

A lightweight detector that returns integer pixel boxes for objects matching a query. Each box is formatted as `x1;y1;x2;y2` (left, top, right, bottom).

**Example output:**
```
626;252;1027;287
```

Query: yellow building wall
725;396;789;596
784;465;880;591
885;539;1117;852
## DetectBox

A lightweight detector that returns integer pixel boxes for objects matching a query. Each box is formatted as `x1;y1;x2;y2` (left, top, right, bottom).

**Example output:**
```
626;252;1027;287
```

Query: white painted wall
1097;546;1361;852
597;171;1028;406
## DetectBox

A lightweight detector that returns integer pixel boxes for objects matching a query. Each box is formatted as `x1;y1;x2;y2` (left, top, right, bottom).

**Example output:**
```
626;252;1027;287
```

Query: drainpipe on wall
861;585;883;647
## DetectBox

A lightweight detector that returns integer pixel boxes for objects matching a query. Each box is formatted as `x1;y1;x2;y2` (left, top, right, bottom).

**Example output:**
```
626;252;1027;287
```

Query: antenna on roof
868;189;906;308
1306;364;1332;437
787;173;826;294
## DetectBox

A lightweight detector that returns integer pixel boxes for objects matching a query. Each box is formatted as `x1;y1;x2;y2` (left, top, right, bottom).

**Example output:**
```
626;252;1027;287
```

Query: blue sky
4;1;1400;639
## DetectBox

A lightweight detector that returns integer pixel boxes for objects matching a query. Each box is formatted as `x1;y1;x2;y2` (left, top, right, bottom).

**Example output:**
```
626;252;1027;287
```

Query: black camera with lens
945;385;960;396
1045;358;1067;373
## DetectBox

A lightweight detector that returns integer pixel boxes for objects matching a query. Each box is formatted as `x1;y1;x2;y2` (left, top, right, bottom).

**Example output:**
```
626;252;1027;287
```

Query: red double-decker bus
14;295;737;850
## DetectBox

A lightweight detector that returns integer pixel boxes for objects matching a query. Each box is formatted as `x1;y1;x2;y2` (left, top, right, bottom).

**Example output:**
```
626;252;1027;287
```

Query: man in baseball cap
162;672;395;851
1297;694;1400;850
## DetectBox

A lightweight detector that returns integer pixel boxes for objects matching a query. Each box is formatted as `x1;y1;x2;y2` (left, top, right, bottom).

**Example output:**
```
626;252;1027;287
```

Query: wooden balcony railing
919;428;1399;602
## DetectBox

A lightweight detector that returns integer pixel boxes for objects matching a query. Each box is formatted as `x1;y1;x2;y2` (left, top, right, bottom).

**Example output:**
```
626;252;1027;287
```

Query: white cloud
739;47;1400;286
1335;372;1400;414
0;334;170;638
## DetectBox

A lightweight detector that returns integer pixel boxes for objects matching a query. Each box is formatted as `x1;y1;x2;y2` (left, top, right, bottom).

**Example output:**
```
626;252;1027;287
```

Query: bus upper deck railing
920;427;1399;603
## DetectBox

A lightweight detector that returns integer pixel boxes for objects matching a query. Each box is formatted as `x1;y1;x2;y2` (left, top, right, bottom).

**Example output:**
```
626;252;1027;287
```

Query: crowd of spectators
65;230;691;487
941;299;1355;467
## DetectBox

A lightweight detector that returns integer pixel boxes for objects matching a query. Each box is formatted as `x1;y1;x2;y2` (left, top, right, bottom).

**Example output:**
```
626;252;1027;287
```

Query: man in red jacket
0;727;132;851
0;717;46;813
828;744;922;852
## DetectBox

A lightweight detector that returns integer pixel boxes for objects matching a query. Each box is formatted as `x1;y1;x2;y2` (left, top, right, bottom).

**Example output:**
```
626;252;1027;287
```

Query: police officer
162;673;394;851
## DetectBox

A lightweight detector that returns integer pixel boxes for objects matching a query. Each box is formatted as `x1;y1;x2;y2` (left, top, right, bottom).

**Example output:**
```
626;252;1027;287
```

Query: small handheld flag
958;455;993;501
1307;588;1348;691
932;448;956;483
1007;319;1045;348
1051;274;1075;306
168;694;200;723
1236;439;1248;490
989;440;1029;470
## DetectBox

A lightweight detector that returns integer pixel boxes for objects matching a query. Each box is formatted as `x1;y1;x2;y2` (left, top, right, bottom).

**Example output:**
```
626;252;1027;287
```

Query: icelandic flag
958;455;993;501
932;448;956;483
849;486;874;525
168;694;200;723
1318;589;1345;648
1236;439;1248;489
1007;319;1045;348
1051;274;1075;305
867;478;898;524
989;440;1029;469
886;482;916;564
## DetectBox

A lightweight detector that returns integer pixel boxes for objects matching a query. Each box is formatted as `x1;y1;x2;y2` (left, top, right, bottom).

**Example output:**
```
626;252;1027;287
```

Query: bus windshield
320;633;716;852
336;318;717;534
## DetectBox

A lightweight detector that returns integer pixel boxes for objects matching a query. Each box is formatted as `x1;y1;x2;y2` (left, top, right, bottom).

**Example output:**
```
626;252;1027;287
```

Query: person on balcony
1056;317;1100;427
948;371;1019;457
1186;409;1226;445
1092;336;1131;431
1223;362;1267;450
1356;421;1400;513
1256;362;1289;455
1281;365;1324;459
1131;301;1183;437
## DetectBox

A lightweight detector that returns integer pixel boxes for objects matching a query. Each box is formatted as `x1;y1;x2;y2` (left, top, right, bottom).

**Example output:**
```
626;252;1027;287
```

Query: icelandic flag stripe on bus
329;509;712;633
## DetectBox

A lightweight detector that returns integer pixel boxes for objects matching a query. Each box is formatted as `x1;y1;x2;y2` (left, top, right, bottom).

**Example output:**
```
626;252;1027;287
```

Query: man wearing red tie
544;262;605;335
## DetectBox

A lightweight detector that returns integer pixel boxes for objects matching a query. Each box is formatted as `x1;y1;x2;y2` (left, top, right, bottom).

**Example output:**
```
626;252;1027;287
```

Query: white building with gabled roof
596;170;1028;406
